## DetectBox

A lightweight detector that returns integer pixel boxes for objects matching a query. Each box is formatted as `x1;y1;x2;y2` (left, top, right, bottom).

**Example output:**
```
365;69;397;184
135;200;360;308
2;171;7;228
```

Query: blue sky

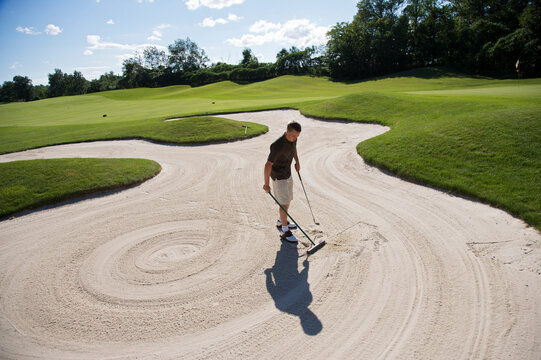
0;0;358;85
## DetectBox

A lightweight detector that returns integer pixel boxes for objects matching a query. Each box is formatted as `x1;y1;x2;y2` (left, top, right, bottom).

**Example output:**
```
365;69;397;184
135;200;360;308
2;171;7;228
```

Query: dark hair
287;121;302;132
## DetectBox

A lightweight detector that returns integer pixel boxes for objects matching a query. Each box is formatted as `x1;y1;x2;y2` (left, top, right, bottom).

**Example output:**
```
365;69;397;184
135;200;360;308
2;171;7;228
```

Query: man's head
285;121;301;142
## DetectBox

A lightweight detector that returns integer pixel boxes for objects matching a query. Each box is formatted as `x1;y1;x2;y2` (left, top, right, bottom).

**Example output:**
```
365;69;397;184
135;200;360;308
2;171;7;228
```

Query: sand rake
268;192;326;255
297;171;319;225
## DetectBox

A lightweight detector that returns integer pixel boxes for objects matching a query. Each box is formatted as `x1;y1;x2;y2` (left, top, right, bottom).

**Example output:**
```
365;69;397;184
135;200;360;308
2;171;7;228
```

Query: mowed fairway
0;69;540;359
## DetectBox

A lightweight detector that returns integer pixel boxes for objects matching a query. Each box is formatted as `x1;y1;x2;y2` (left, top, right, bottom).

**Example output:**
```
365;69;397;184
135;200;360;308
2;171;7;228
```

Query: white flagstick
516;59;520;87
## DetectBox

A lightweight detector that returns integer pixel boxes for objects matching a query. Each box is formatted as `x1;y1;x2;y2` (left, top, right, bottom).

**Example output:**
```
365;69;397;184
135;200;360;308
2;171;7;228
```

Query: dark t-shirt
267;133;296;180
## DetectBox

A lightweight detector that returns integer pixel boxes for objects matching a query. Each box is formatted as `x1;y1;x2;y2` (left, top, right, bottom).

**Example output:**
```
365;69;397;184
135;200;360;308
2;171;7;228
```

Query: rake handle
297;171;319;225
267;192;315;246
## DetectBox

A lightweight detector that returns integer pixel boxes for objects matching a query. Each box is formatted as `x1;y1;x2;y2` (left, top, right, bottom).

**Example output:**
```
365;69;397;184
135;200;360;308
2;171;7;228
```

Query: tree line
1;0;539;103
0;39;324;103
326;0;539;79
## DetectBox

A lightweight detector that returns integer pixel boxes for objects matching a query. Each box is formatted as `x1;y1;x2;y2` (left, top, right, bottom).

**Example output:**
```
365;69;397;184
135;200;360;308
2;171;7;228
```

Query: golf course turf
0;158;161;217
0;68;539;230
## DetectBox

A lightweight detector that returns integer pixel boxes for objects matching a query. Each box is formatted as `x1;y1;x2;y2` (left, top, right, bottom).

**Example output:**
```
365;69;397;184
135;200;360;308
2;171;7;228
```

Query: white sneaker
280;229;298;243
276;219;297;230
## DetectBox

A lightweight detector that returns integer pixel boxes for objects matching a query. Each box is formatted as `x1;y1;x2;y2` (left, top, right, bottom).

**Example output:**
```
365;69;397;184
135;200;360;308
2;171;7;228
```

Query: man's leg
279;203;290;229
279;202;297;242
273;176;294;231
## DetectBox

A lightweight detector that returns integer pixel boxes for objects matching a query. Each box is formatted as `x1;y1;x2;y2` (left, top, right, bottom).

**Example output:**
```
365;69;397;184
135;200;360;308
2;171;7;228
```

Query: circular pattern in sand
0;110;539;359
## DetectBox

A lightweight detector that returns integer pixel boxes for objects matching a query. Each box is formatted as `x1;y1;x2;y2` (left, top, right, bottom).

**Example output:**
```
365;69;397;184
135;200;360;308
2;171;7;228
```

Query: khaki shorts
272;176;293;205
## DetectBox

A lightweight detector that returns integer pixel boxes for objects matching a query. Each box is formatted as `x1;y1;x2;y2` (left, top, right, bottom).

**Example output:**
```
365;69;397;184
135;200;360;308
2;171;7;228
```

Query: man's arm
263;161;273;193
294;149;300;173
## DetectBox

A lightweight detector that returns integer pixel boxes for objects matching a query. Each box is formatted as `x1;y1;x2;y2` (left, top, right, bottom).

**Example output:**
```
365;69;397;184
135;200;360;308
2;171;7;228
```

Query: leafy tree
326;0;538;79
32;85;48;100
404;1;455;66
120;58;151;88
0;77;49;103
326;21;365;78
275;46;317;75
515;4;541;76
355;0;408;75
241;48;259;67
327;0;409;78
11;76;33;101
189;69;230;86
450;0;538;76
64;71;88;95
453;0;491;24
48;68;66;97
167;38;209;76
520;3;541;37
142;46;168;69
88;71;121;93
230;64;274;82
0;81;16;103
211;62;237;73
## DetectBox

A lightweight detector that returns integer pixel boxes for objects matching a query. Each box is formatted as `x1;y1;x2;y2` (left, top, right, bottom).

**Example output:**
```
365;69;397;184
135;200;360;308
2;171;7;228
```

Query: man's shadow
264;241;323;335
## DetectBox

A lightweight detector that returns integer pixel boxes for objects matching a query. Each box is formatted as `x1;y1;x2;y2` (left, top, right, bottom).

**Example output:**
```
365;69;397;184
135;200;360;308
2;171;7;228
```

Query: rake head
307;240;326;255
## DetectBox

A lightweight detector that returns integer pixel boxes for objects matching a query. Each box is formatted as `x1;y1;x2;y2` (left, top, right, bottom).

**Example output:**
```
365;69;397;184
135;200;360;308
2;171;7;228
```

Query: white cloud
157;23;171;29
227;33;268;47
185;0;198;9
200;17;226;27
45;24;62;35
117;53;135;66
249;20;281;33
186;0;244;10
86;35;167;55
107;19;115;25
9;61;22;69
199;13;242;27
76;66;110;71
147;30;162;41
227;19;329;48
17;24;63;36
16;26;40;35
83;49;94;55
227;14;242;22
75;66;112;80
87;35;134;51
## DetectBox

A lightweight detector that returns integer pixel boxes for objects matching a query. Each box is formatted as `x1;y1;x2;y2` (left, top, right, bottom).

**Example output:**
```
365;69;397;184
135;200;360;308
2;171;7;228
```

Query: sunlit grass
0;158;161;218
1;68;539;229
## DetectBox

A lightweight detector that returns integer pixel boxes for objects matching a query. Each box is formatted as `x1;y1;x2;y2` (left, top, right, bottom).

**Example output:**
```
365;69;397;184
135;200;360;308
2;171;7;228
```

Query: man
263;121;301;243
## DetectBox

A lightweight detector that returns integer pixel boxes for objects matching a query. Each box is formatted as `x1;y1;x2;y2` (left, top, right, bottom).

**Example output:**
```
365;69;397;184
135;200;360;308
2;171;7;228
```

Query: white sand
0;110;539;359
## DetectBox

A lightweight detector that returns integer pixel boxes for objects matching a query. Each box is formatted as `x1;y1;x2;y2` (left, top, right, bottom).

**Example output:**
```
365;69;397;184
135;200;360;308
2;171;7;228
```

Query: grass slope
1;68;539;230
0;158;161;218
0;117;268;154
299;87;541;230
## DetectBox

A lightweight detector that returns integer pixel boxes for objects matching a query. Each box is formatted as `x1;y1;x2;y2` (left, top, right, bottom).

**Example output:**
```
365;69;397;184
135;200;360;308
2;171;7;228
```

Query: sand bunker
0;110;539;359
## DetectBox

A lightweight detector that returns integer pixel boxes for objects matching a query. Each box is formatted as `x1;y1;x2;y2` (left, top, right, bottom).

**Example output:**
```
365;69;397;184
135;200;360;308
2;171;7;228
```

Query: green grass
298;88;541;230
0;117;268;154
1;68;540;230
0;158;161;218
